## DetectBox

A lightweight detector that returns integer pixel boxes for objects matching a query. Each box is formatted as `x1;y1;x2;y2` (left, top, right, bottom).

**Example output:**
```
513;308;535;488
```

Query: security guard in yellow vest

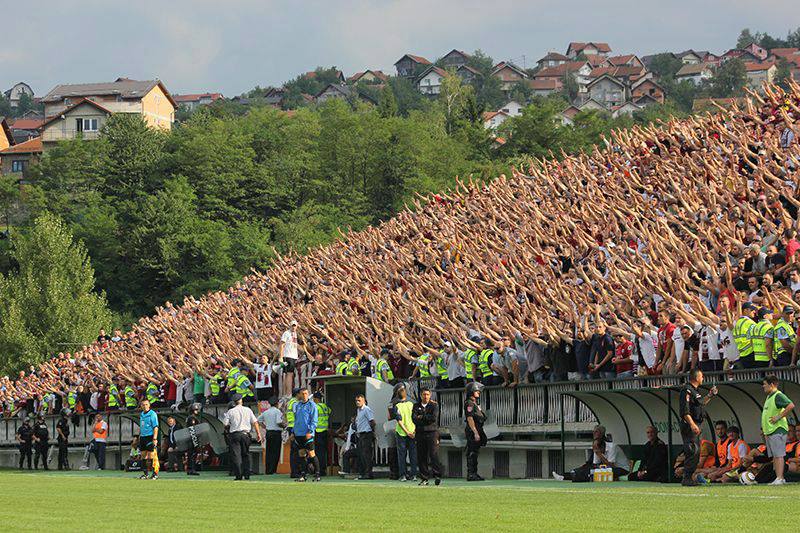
375;352;394;382
751;307;775;368
123;383;138;410
286;390;301;478
226;362;243;398
435;350;449;388
773;305;796;367
209;370;223;403
235;372;255;398
346;352;360;376
66;389;78;411
145;382;160;405
463;347;478;382
415;353;432;379
335;353;349;376
478;338;496;385
313;392;331;476
733;303;758;369
108;380;122;410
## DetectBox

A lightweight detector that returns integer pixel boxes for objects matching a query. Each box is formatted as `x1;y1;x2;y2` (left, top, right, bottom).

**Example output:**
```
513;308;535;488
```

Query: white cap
290;320;298;326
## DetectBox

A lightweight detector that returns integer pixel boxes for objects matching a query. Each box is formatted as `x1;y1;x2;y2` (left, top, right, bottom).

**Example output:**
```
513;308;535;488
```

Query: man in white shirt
223;394;262;481
279;321;299;396
256;397;284;474
253;355;273;401
444;343;466;388
631;320;657;375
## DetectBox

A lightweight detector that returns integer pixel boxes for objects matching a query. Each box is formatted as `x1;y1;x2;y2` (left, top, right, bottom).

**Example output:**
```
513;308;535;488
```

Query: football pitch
1;469;798;531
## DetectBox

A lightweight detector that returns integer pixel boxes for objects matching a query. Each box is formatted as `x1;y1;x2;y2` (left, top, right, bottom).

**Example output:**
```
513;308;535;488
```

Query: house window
64;98;71;106
12;160;26;173
76;118;99;132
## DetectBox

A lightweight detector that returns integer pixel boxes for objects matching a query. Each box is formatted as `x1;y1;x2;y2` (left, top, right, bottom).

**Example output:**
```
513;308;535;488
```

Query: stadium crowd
1;81;800;422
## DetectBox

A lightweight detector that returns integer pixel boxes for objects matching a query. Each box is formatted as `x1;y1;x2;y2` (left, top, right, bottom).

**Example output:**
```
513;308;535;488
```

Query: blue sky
2;0;798;97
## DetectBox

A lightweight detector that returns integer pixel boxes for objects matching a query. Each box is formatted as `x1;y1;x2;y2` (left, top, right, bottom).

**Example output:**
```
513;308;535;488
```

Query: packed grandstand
2;81;800;406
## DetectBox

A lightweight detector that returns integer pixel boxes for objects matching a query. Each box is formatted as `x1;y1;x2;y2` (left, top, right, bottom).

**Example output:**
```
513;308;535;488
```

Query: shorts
140;435;155;452
283;358;297;372
765;432;787;458
294;435;315;451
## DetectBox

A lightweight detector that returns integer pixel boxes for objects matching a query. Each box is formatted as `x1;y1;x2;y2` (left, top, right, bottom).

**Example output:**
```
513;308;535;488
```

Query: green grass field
1;469;798;531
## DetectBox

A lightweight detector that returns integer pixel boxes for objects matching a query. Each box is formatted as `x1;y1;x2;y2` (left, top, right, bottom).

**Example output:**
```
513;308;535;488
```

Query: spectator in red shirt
612;334;635;378
655;309;675;374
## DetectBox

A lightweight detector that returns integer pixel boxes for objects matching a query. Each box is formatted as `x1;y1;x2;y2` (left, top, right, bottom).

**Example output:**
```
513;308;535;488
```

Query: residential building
744;62;777;91
315;84;377;105
0;136;42;178
566;42;611;58
172;92;223;111
3;82;34;109
263;87;286;106
675;63;714;85
586;75;628;108
560;105;581;125
631;78;665;104
534;61;592;93
456;65;482;83
536;52;569;70
641;52;675;69
676;50;705;64
768;48;800;63
578;98;607;112
633;93;662;108
40;78;176;137
302;69;346;84
439;49;471;69
416;66;449;95
482;111;509;130
394;54;431;78
7;116;43;144
40;99;112;144
743;42;768;61
721;48;760;63
528;79;562;97
499;101;523;117
0;117;13;151
606;54;644;68
588;65;647;84
610;102;642;118
347;70;389;84
491;61;528;92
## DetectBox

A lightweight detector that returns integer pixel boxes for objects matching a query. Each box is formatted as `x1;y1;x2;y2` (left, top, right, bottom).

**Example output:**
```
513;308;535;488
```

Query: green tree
499;99;569;158
0;175;20;231
709;59;747;98
387;76;426;116
0;94;12;117
775;58;793;90
648;53;683;81
788;27;800;48
100;113;167;198
560;72;580;102
737;28;756;49
378;84;398;118
0;213;112;374
15;93;33;117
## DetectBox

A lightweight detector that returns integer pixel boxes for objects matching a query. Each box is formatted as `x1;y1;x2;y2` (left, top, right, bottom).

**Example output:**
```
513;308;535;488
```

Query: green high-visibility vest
347;359;360;376
236;374;254;397
286;398;297;428
67;391;77;409
774;319;796;358
316;402;330;432
478;349;494;377
463;349;476;379
108;384;120;407
436;351;449;379
335;361;348;375
733;316;756;358
752;320;774;362
209;373;222;396
417;354;431;378
145;383;159;403
762;390;790;435
226;367;241;390
124;385;137;408
375;359;394;381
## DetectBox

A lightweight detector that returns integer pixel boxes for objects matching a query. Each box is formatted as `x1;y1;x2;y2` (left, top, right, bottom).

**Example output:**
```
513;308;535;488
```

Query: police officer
413;387;442;486
751;307;775;369
464;381;487;481
108;377;122;411
145;381;160;407
478;338;496;385
679;368;718;486
32;415;50;470
774;305;796;367
375;349;394;382
186;403;202;476
313;392;331;476
56;408;71;470
16;417;34;470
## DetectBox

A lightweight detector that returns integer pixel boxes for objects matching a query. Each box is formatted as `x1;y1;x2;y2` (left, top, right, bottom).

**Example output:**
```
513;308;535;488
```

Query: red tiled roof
768;48;799;58
9;118;43;130
534;62;587;78
568;42;612;53
744;61;775;72
0;136;42;154
395;54;431;66
585;55;607;67
607;54;636;66
588;66;644;79
347;70;389;83
418;65;449;79
173;93;223;103
482;111;509;122
538;52;569;62
528;79;562;90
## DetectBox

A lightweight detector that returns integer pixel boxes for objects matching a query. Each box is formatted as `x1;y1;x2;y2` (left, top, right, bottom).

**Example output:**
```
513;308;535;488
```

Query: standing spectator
655;310;676;374
279;320;300;396
257;397;284;475
629;426;668;482
612;333;635;378
92;413;108;471
223;393;262;481
354;393;375;480
192;372;205;407
253;355;274;401
394;386;417;481
589;323;615;380
412;388;442;486
761;375;796;485
631;319;658;375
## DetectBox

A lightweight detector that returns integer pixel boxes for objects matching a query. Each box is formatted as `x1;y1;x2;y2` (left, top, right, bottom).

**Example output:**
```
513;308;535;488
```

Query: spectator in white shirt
630;320;657;375
279;321;299;396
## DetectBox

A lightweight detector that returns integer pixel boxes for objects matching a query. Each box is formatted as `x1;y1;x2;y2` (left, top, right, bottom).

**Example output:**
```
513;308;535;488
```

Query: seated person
629;426;668;482
695;421;731;478
554;425;628;482
786;424;799;475
709;426;750;483
125;436;142;471
674;439;715;482
737;432;775;484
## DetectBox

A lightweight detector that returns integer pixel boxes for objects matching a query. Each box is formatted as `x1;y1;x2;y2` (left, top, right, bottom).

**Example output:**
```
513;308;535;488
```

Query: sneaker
418;479;429;486
139;473;149;479
466;475;483;482
295;476;306;482
552;471;565;481
769;478;786;485
313;476;321;482
696;474;710;485
399;477;407;482
150;474;159;480
434;478;441;486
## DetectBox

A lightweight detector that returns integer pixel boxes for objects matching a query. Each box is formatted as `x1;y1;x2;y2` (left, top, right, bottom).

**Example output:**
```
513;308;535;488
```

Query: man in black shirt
16;418;34;470
679;368;717;486
32;415;50;470
56;409;71;470
185;403;202;475
412;387;442;486
629;426;668;482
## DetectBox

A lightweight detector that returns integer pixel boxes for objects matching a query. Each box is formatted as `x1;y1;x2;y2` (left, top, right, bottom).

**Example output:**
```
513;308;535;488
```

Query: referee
679;368;717;486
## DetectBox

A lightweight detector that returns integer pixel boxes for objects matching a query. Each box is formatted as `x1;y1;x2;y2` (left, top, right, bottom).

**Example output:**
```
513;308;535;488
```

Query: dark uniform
33;419;50;470
16;421;34;470
56;415;71;470
186;408;201;475
412;399;442;484
678;383;704;483
464;396;487;480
